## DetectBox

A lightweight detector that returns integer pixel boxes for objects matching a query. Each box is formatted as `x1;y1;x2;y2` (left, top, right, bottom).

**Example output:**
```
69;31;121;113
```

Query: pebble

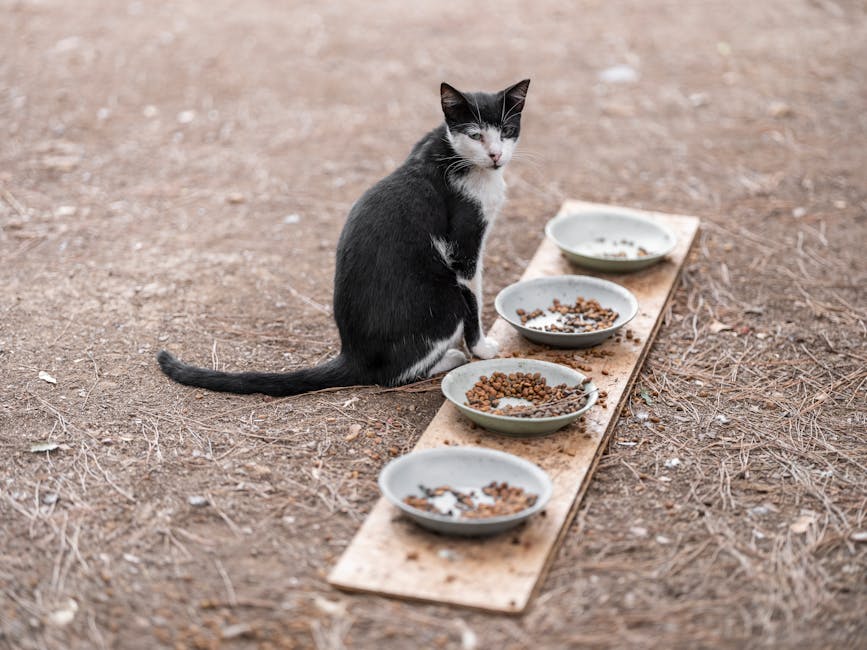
767;101;793;118
598;64;639;84
187;495;208;507
54;206;77;217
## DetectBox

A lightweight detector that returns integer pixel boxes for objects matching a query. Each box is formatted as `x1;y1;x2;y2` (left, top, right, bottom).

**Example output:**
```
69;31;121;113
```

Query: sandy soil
2;0;866;648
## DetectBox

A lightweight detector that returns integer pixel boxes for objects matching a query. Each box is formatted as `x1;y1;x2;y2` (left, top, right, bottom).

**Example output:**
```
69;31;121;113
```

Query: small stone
598;64;638;84
283;213;301;224
689;92;709;108
53;37;82;53
792;207;807;219
38;371;57;384
344;424;362;442
664;458;681;469
47;599;78;627
790;512;815;534
54;205;77;217
142;105;159;118
42;155;80;172
30;441;60;453
629;526;648;538
225;192;245;204
177;110;196;124
221;623;253;640
187;495;208;507
767;101;793;118
850;531;867;543
42;493;59;505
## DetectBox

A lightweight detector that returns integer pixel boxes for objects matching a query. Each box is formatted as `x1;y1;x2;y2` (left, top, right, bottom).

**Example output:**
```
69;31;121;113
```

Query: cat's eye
469;132;483;141
501;127;516;138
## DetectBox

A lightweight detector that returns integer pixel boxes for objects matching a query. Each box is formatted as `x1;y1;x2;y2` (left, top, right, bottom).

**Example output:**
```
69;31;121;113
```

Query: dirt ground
2;0;866;648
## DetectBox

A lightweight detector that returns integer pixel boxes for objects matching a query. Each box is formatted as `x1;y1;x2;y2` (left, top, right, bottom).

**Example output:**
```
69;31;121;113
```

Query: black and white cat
157;79;531;396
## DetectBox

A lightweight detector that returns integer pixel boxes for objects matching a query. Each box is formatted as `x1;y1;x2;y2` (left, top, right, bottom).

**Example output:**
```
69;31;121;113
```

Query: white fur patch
397;322;464;384
427;348;468;376
471;336;500;360
451;168;506;224
431;235;456;269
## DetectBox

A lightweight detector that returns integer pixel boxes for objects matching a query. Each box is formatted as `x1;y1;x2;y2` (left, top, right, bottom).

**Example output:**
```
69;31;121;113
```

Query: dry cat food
516;297;619;333
403;482;538;519
464;371;589;417
589;237;651;258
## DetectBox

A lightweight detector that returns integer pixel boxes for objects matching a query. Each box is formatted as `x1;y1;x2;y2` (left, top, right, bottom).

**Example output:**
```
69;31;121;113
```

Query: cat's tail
156;350;356;397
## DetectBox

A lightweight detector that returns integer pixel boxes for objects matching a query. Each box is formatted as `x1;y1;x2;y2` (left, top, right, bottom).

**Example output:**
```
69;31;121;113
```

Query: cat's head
441;79;530;171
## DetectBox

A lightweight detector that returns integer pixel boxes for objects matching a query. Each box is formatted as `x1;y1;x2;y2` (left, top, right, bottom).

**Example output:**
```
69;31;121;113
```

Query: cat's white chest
454;169;506;223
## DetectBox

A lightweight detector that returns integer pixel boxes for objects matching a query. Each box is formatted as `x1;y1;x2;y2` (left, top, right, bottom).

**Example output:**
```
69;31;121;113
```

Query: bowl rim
494;274;640;342
441;357;599;424
378;446;554;526
544;209;677;262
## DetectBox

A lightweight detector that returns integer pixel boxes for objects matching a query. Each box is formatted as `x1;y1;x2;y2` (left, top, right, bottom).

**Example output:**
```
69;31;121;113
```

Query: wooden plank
329;201;700;613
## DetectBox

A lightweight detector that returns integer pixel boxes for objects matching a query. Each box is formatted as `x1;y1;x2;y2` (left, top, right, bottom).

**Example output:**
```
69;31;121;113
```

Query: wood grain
328;201;700;613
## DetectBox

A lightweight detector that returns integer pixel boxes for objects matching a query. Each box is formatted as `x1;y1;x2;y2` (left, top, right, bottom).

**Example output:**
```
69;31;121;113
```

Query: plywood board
329;201;700;613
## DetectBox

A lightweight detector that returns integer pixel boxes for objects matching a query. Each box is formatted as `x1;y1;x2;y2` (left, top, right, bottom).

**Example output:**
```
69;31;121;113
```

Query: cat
157;79;531;396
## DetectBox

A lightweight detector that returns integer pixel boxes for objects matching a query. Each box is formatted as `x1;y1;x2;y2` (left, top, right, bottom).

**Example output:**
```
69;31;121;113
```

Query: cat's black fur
157;79;530;396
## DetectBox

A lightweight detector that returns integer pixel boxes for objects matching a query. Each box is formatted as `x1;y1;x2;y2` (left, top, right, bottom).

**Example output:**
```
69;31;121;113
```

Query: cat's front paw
471;337;500;360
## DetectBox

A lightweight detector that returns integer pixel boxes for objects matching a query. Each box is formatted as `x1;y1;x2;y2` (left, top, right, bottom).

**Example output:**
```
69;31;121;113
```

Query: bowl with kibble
495;275;639;348
441;358;598;436
545;209;677;272
379;447;553;536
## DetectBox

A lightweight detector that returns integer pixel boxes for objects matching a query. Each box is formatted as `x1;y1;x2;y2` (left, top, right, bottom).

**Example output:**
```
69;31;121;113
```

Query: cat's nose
489;151;502;163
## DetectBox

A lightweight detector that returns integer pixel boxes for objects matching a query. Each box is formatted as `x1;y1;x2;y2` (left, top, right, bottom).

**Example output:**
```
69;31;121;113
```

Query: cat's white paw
427;348;469;376
471;337;500;360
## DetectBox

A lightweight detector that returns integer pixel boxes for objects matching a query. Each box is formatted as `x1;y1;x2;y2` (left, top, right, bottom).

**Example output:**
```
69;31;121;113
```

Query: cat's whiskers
510;150;542;162
444;159;474;177
469;97;484;127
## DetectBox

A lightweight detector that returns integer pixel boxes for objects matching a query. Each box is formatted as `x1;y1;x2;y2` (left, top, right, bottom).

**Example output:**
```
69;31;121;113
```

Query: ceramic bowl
441;358;597;436
495;275;638;348
545;209;677;272
379;447;553;536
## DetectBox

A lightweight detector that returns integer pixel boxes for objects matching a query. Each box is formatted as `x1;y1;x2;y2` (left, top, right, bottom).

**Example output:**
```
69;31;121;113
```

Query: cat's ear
503;79;531;115
441;82;469;121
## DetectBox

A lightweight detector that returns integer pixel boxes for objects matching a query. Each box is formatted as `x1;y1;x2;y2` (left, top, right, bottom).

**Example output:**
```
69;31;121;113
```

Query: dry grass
2;0;866;648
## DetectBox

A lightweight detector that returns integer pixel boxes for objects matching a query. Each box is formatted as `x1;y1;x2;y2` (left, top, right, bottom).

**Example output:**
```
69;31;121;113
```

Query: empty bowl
441;358;597;436
545;209;677;272
495;275;638;348
379;447;553;536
